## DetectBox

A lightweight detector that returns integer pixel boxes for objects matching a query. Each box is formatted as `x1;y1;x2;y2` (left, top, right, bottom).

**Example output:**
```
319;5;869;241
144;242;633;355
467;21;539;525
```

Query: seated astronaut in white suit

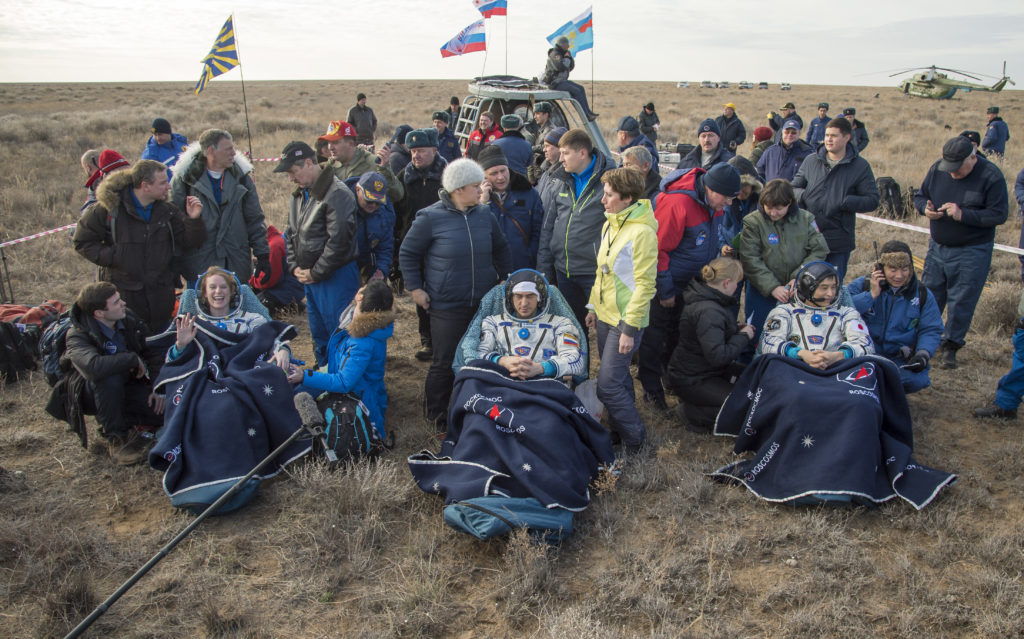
477;269;586;381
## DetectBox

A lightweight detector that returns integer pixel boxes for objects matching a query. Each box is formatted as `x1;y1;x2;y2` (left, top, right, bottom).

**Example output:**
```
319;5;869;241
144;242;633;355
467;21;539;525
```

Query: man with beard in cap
767;102;802;144
636;163;740;410
915;135;1008;369
677;119;734;171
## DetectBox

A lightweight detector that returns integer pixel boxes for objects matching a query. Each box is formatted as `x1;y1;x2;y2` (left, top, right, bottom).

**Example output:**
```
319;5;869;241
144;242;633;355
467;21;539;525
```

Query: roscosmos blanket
408;360;614;511
149;321;311;513
711;354;956;509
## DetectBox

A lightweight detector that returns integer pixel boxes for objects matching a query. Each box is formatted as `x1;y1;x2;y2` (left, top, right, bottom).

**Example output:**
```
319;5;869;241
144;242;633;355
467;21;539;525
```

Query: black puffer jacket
395;154;446;242
667;279;750;387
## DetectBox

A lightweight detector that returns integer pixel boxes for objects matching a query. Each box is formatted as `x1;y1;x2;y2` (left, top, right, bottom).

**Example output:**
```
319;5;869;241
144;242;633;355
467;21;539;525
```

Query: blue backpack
316;393;392;462
39;311;72;387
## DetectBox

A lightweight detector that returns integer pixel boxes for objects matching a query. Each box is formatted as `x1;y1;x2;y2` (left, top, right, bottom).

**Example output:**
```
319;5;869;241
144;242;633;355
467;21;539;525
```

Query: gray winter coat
171;143;269;281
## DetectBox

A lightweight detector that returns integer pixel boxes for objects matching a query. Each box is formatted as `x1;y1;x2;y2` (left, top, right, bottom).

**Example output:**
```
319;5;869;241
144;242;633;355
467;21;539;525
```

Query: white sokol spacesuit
759;261;873;358
477;274;586;381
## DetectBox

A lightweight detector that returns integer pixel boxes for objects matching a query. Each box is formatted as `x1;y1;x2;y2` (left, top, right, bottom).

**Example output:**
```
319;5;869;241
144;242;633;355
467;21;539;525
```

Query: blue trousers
595;320;646;448
995;328;1024;410
921;240;992;347
551;81;594;117
306;262;359;366
825;251;850;283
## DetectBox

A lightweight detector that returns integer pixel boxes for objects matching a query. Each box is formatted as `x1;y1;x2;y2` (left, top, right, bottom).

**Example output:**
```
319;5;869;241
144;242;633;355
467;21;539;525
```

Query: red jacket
653;168;724;299
249;225;287;291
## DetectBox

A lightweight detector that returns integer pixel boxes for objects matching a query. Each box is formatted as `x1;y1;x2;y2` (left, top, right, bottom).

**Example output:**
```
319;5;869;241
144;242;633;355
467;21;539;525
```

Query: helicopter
891;62;1014;99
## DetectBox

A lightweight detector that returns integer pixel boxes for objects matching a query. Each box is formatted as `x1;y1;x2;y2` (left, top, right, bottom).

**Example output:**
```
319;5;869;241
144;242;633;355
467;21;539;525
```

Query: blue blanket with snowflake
149;321;311;513
711;354;956;509
408;360;614;511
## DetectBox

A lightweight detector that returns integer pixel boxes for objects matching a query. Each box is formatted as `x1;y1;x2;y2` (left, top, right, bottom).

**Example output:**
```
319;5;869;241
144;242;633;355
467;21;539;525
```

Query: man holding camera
915;136;1008;369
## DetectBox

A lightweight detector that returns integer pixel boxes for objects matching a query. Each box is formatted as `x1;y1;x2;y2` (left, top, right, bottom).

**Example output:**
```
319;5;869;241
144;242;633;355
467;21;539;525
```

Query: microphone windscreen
294;392;325;427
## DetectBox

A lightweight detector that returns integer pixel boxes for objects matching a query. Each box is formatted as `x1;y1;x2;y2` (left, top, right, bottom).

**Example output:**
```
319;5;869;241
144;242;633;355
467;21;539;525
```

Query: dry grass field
1;79;1023;638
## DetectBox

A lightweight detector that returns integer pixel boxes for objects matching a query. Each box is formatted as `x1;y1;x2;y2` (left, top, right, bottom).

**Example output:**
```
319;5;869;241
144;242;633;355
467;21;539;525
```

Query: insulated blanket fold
408;360;614;511
149;321;311;513
711;354;956;510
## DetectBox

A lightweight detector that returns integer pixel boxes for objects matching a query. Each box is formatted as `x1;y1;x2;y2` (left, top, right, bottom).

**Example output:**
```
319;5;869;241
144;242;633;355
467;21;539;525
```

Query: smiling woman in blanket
170;266;291;370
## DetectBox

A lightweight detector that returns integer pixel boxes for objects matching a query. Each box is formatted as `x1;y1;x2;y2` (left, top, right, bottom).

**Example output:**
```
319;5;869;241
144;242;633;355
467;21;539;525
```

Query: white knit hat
442;158;485;193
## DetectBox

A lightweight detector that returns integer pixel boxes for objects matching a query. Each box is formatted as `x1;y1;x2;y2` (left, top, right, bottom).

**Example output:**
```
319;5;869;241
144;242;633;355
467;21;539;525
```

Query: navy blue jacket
913;155;1008;247
792;144;879;253
715;114;747;151
806;116;829;145
848;276;943;359
492;131;534;177
399;192;512;310
344;177;396;277
486;172;544;272
618;132;660;174
982;117;1010;155
436;126;463;163
756;139;814;183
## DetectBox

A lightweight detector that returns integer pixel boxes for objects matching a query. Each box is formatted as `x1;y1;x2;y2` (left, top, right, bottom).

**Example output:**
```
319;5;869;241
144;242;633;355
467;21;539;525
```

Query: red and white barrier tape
855;213;1024;257
250;157;281;163
0;223;77;249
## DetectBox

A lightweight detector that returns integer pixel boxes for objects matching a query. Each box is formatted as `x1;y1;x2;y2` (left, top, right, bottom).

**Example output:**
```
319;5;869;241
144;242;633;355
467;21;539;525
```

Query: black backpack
315;393;392;463
876;177;905;219
38;312;72;387
0;321;38;384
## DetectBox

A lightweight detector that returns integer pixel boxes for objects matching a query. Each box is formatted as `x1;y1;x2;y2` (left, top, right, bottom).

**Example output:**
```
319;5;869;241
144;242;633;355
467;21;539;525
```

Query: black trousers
424;306;477;424
87;371;161;439
674;363;745;428
417;305;432;347
637;298;682;397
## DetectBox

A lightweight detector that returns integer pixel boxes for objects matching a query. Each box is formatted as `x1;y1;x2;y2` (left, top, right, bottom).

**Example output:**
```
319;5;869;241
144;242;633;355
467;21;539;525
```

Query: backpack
39;311;72;387
0;321;38;384
876;177;905;219
315;393;392;463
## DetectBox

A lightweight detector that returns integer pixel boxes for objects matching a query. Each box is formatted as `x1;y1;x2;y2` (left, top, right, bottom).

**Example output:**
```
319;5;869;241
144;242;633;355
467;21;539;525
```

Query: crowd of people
44;80;1020;517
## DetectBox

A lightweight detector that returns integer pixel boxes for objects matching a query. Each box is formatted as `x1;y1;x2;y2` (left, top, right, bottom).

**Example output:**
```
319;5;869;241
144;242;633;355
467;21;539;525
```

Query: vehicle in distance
780;82;792;90
676;81;690;88
758;81;769;89
738;81;754;89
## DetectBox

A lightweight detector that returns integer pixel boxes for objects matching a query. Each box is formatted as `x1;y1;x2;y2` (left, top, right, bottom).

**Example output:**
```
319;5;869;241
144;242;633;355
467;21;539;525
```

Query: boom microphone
293;392;337;464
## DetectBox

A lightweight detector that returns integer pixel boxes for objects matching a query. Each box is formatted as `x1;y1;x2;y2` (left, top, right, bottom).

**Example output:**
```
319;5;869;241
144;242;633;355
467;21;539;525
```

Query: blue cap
697;118;721;137
358;172;388;202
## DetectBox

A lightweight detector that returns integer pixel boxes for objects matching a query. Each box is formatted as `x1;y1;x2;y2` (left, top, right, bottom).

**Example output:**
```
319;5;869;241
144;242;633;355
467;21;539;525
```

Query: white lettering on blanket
743;441;780;483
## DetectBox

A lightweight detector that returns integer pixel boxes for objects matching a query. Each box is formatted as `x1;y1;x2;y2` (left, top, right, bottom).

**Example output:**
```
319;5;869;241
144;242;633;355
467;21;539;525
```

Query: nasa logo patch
695;230;707;246
767;233;779;245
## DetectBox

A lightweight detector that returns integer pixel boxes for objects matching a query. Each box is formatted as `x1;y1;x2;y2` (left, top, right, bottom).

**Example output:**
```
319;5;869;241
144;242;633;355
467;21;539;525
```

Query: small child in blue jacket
847;240;943;393
288;280;395;436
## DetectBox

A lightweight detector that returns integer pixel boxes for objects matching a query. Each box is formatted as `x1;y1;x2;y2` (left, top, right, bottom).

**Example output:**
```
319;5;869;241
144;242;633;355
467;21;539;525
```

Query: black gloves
254;254;272;286
904;350;930;373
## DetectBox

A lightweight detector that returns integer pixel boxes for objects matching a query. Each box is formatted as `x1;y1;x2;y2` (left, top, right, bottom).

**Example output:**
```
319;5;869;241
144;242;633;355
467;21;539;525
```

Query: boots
939;341;959;370
106;430;150;466
973;403;1017;420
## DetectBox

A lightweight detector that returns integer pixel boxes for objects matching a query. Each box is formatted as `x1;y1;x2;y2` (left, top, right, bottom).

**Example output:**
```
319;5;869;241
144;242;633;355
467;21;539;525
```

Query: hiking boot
107;431;150;466
939;347;957;370
973;403;1017;420
587;112;600;122
415;344;433;362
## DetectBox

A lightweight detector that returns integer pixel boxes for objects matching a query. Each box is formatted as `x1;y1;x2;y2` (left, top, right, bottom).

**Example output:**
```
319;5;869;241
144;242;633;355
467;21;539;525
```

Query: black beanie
702;163;741;197
477;145;508;171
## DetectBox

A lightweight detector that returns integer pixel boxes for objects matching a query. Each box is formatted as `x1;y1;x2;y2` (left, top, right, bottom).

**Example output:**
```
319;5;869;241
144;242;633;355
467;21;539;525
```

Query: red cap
318;120;357;142
85;150;130;188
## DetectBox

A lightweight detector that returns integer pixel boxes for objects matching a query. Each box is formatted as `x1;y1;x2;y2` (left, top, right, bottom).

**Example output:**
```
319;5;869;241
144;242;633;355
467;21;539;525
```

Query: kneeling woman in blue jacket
288;279;395;436
847;240;942;393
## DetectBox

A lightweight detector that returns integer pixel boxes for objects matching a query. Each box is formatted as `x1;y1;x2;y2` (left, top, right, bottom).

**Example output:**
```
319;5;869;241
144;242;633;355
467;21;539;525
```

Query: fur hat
500;114;522;130
697;118;721;138
878;240;913;269
432;110;450;124
477;145;508;171
405;128;438;149
442;158;485;192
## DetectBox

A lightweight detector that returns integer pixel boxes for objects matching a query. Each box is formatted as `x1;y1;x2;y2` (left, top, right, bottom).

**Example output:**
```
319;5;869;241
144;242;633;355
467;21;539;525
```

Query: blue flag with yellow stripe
194;16;239;95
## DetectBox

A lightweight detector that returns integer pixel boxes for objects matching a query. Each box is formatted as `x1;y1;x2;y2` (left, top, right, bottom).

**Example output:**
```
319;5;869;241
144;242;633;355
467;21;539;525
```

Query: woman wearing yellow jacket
585;168;659;455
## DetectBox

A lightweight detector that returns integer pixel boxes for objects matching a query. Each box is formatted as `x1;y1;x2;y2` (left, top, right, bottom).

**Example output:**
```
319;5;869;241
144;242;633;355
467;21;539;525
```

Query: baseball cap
723;102;736;110
783;119;802;131
937;136;975;172
273;141;316;173
617;115;640;132
357;172;388;203
318;120;357;142
781;102;795;110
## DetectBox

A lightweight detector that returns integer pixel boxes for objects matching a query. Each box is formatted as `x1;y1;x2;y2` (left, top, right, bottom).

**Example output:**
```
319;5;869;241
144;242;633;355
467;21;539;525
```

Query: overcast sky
1;0;1021;86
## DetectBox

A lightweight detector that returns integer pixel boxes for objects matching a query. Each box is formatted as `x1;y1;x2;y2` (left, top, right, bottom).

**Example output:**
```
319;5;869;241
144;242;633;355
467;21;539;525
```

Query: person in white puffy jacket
758;261;873;369
478;269;585;382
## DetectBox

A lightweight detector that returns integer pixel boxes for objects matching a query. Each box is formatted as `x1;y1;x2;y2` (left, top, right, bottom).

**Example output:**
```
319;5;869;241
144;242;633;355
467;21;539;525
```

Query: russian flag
440;19;487;58
473;0;507;19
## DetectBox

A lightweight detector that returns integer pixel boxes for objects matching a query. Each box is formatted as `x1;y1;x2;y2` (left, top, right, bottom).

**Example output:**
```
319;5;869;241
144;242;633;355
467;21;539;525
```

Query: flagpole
231;12;254;161
504;11;508;75
481;20;489;79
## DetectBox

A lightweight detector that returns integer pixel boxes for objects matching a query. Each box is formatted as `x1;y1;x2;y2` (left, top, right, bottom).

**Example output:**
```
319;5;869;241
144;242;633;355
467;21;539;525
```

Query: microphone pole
64;393;331;639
